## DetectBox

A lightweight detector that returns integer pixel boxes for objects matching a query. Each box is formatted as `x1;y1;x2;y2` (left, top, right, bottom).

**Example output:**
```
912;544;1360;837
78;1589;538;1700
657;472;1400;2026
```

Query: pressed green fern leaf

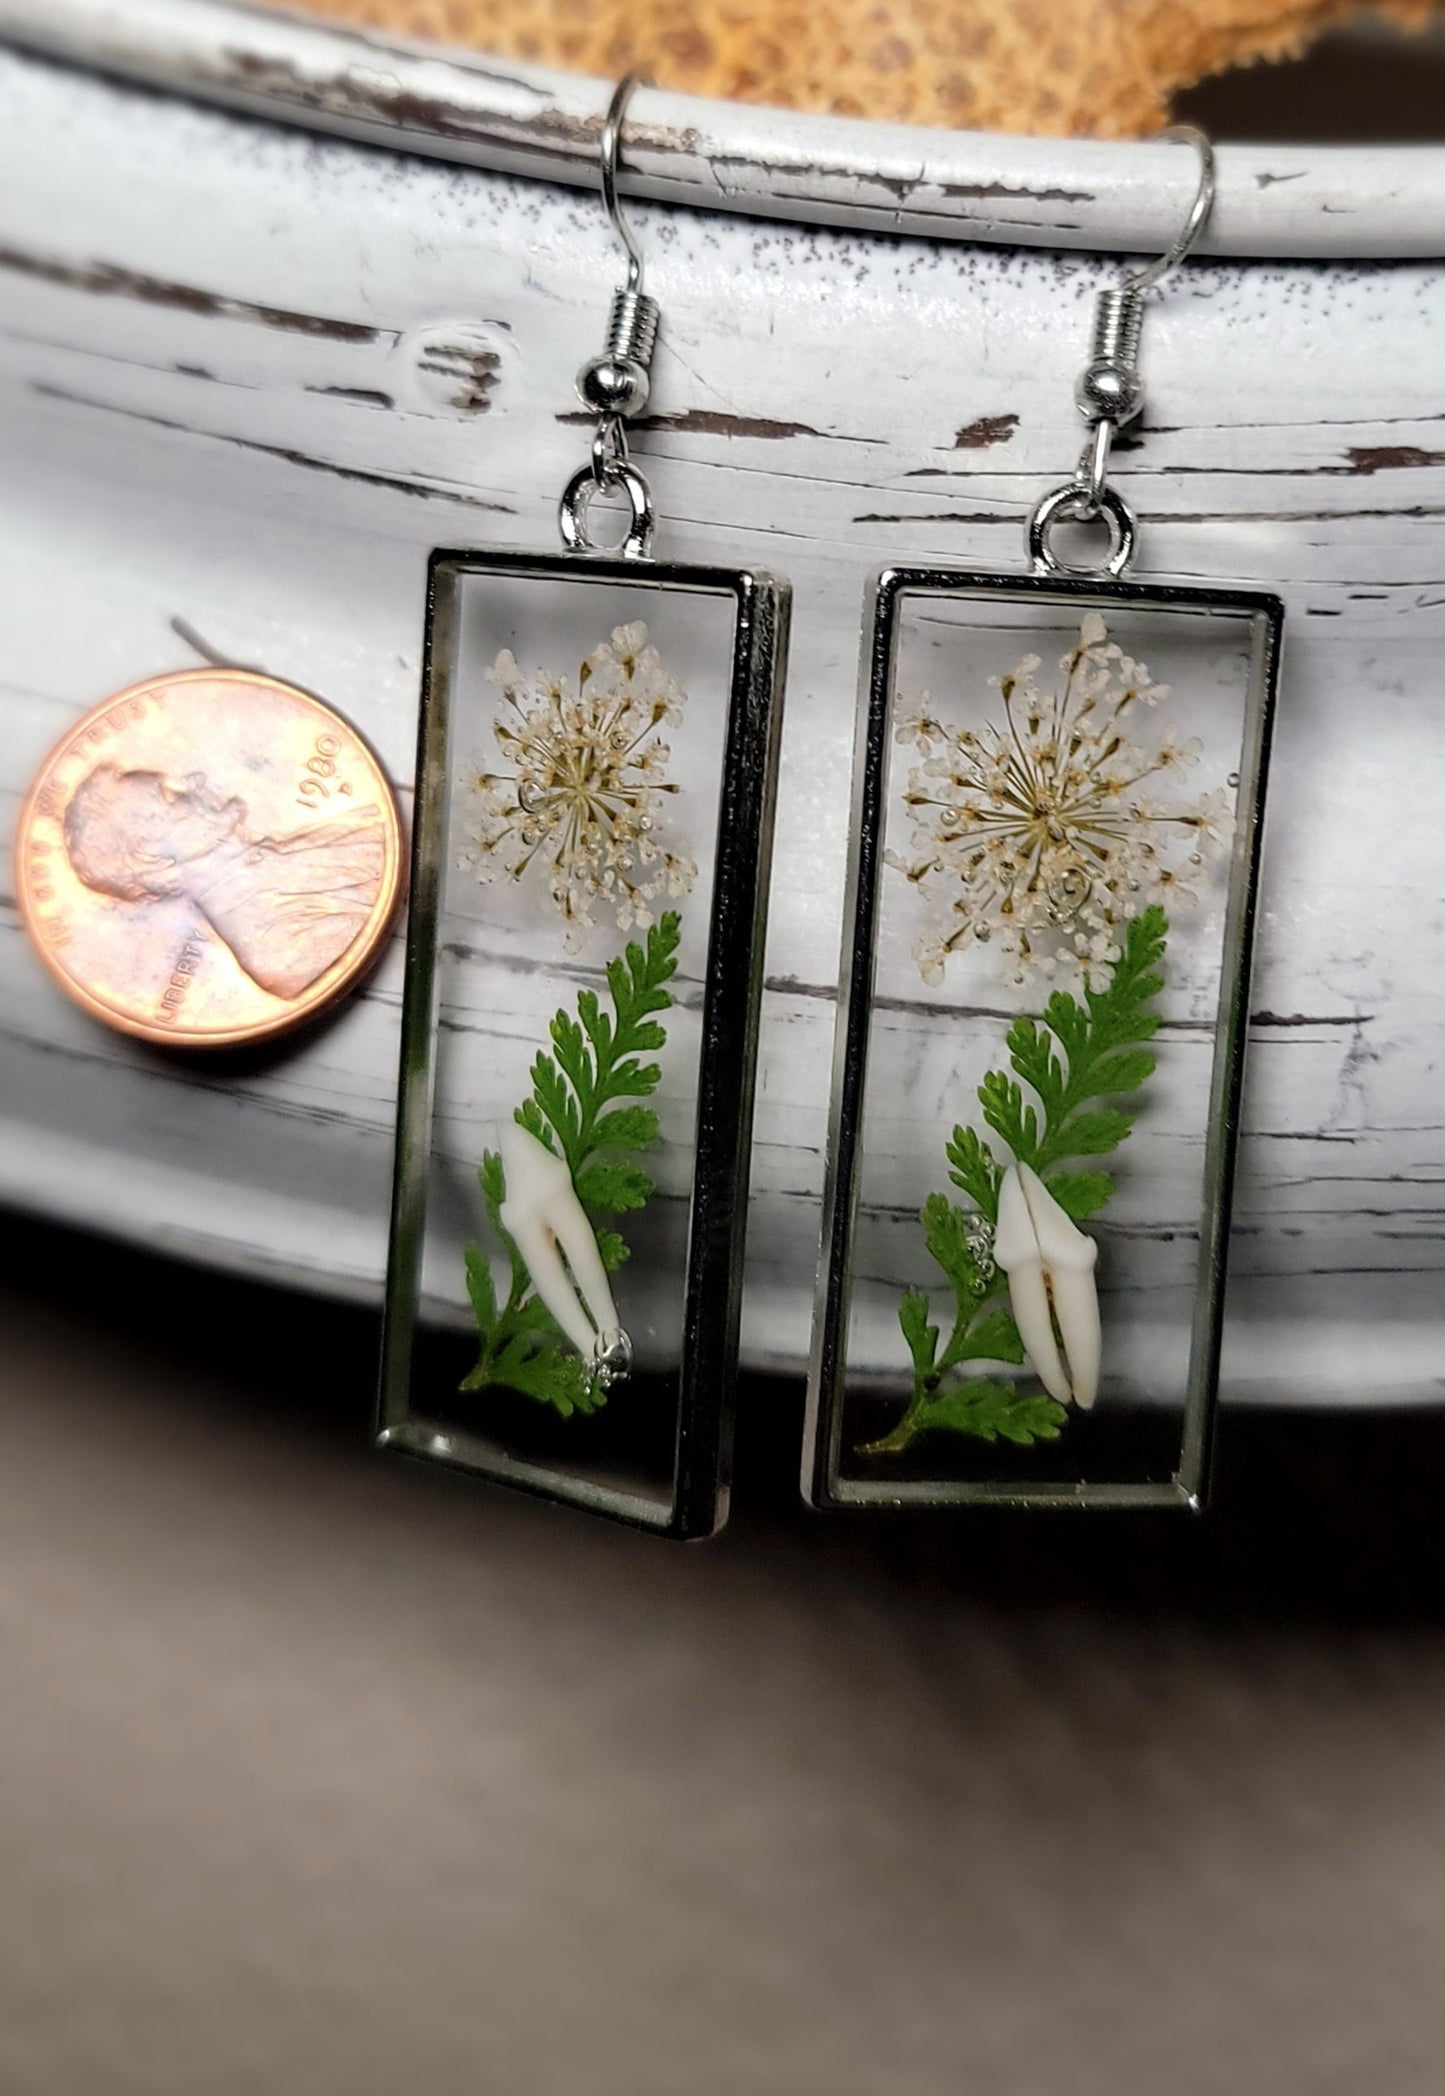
871;909;1168;1455
462;913;679;1417
861;1379;1067;1455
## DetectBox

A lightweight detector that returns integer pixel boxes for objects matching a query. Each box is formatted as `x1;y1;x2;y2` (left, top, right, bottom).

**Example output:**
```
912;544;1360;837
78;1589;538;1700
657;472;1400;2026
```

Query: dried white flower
889;612;1233;986
463;621;696;948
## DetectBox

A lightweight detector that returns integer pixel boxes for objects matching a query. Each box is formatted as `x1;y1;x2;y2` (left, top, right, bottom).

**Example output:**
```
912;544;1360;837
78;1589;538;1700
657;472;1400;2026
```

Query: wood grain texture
1;0;1444;257
0;41;1439;1403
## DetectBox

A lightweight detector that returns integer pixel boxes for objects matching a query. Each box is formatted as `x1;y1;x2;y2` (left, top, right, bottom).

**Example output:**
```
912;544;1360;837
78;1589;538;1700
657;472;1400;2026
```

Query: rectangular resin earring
380;78;790;1536
808;130;1281;1511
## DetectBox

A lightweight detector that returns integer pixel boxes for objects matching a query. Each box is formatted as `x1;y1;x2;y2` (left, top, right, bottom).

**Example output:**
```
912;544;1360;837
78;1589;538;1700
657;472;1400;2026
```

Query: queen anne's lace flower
464;622;696;948
890;613;1233;986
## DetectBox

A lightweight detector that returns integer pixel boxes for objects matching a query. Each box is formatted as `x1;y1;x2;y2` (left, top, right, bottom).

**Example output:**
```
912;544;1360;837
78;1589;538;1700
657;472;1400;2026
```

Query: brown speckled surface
265;0;1444;137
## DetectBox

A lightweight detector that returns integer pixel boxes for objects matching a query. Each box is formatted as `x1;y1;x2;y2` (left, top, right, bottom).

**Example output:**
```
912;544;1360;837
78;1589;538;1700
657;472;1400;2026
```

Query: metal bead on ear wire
1074;287;1146;426
577;356;648;418
577;284;660;416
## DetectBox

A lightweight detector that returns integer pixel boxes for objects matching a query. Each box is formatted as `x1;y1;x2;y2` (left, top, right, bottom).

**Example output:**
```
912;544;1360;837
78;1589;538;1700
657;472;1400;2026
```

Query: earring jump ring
559;458;656;561
1027;481;1138;580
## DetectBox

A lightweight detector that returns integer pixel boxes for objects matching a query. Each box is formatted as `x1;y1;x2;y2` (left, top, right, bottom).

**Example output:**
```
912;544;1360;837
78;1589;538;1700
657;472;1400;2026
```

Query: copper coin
15;668;404;1048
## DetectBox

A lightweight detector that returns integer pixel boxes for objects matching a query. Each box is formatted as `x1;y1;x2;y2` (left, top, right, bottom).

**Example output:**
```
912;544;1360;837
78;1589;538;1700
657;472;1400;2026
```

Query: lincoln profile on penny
61;763;387;1001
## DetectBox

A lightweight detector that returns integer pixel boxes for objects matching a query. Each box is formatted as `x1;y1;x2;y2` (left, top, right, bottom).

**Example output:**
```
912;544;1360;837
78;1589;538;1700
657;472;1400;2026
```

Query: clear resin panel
382;550;788;1536
808;570;1280;1510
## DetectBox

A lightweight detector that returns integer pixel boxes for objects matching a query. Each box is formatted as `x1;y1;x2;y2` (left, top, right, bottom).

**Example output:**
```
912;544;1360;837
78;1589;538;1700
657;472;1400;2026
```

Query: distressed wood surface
0;38;1440;1403
2;0;1444;259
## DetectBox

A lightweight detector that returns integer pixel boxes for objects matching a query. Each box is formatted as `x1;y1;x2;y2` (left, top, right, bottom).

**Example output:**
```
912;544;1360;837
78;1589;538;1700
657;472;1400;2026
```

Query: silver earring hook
561;72;661;557
1027;122;1217;578
1124;125;1216;294
599;72;646;296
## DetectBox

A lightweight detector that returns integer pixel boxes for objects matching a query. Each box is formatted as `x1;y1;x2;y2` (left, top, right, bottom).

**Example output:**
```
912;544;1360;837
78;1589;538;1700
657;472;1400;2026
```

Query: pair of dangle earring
379;103;1279;1534
378;77;791;1536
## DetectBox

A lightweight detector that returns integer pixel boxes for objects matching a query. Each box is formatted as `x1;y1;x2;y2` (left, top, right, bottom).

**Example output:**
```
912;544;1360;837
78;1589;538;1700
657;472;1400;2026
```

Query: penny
15;669;404;1048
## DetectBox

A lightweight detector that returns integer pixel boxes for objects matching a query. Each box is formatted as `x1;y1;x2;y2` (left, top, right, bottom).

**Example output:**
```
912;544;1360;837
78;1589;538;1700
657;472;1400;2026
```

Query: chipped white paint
0;21;1440;1409
1;0;1442;259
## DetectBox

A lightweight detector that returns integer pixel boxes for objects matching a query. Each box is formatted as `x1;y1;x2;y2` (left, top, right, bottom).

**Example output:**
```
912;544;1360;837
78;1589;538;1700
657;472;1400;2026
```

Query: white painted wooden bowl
1;0;1441;1407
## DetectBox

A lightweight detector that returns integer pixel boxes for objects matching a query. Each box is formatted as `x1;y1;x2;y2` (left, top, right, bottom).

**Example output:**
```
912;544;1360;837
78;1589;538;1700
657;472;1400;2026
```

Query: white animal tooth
993;1163;1071;1406
1021;1162;1101;1411
992;1158;1101;1409
498;1121;624;1365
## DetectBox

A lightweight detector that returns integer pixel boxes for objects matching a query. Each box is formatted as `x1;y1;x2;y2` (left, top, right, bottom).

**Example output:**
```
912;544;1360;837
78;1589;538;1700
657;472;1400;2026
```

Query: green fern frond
462;913;680;1416
871;909;1168;1455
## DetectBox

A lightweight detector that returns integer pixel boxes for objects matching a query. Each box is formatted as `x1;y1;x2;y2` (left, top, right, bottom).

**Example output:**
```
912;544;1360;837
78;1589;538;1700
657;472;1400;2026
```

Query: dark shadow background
4;1203;1445;2095
1177;16;1445;141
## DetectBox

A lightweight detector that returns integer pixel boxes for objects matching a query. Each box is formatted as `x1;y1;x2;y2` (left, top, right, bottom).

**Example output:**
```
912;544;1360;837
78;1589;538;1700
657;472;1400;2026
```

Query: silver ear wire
1029;125;1218;579
1075;126;1216;432
1124;126;1216;293
560;74;661;559
581;71;660;418
599;72;647;298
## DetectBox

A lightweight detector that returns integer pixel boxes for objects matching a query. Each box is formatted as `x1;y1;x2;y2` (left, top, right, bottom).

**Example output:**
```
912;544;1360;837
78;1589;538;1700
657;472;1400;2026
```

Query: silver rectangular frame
379;547;790;1538
805;566;1282;1512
